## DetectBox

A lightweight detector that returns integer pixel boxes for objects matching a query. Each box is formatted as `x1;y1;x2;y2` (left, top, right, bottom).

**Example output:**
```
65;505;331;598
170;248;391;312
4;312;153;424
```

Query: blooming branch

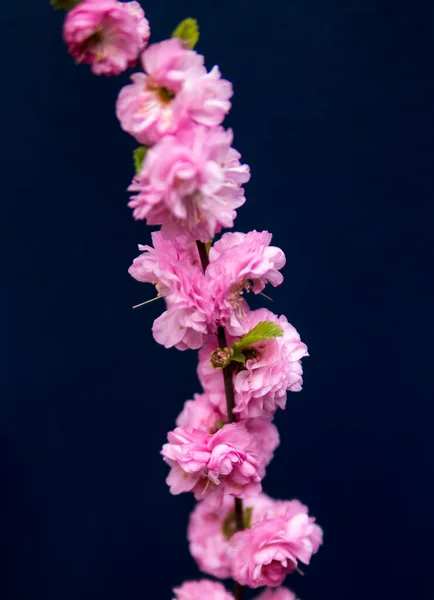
54;2;323;598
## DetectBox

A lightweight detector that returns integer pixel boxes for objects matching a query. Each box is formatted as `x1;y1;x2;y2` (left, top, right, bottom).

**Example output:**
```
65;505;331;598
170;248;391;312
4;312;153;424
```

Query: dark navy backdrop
1;1;433;598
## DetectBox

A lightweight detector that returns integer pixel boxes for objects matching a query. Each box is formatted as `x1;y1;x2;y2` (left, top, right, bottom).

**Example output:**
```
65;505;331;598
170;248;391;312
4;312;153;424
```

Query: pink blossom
197;309;308;419
185;66;233;127
63;0;149;76
176;391;227;433
173;579;233;600
116;38;232;145
128;232;213;350
207;231;286;335
129;230;200;287
253;589;298;600
128;125;249;242
262;500;323;555
229;501;323;588
187;493;274;579
162;422;263;503
233;308;308;418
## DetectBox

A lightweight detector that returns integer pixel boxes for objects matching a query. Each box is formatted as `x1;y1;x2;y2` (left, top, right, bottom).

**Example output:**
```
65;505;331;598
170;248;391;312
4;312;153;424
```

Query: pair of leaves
231;321;284;364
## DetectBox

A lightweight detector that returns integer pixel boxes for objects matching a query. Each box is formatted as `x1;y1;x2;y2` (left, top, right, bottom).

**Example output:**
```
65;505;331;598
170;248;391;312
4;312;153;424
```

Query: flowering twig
55;2;324;599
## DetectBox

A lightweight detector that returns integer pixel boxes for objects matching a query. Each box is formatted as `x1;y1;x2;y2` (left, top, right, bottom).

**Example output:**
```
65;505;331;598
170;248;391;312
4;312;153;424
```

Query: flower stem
196;239;210;271
196;241;244;600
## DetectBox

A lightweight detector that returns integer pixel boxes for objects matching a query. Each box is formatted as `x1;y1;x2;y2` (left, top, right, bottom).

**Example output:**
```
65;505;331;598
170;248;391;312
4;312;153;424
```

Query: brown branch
196;241;244;600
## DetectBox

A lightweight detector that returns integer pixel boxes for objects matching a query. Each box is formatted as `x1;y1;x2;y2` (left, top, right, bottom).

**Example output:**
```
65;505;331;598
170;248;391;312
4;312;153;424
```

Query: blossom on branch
197;308;308;419
162;420;278;503
63;0;149;76
116;38;232;145
128;125;250;241
207;230;286;335
232;308;309;417
129;232;213;349
229;500;323;588
187;493;274;579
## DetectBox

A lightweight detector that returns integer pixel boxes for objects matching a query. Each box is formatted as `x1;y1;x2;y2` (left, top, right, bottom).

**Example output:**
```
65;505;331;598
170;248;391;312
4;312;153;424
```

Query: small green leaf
172;18;200;49
232;321;283;353
231;352;246;364
50;0;82;9
133;146;148;174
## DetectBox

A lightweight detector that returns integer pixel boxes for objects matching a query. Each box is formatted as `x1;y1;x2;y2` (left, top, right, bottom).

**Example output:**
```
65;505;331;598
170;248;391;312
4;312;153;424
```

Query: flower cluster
59;4;322;598
129;230;290;350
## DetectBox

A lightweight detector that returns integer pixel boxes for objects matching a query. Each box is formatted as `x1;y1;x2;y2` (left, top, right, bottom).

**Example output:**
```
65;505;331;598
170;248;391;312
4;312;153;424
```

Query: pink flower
233;308;308;418
185;66;233;127
173;579;233;600
197;309;308;419
253;589;298;600
162;422;263;503
128;125;249;242
229;501;323;588
188;494;234;579
63;0;149;76
116;38;232;145
187;493;274;579
128;232;213;350
176;391;227;433
129;230;200;287
207;231;286;335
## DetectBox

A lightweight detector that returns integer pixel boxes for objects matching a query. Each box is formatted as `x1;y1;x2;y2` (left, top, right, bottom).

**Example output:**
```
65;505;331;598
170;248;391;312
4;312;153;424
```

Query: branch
196;241;244;600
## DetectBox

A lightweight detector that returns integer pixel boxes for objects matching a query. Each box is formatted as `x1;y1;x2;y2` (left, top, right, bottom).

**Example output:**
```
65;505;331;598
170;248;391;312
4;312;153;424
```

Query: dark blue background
1;1;433;598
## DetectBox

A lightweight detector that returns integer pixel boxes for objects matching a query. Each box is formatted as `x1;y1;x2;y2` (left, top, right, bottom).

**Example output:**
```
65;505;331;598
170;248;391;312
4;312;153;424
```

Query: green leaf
50;0;82;9
232;321;284;353
172;18;200;49
133;146;148;174
231;352;246;364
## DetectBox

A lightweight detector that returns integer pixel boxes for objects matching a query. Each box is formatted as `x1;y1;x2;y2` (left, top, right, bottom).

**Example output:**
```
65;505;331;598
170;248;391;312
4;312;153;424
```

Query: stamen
201;478;211;496
132;295;163;309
